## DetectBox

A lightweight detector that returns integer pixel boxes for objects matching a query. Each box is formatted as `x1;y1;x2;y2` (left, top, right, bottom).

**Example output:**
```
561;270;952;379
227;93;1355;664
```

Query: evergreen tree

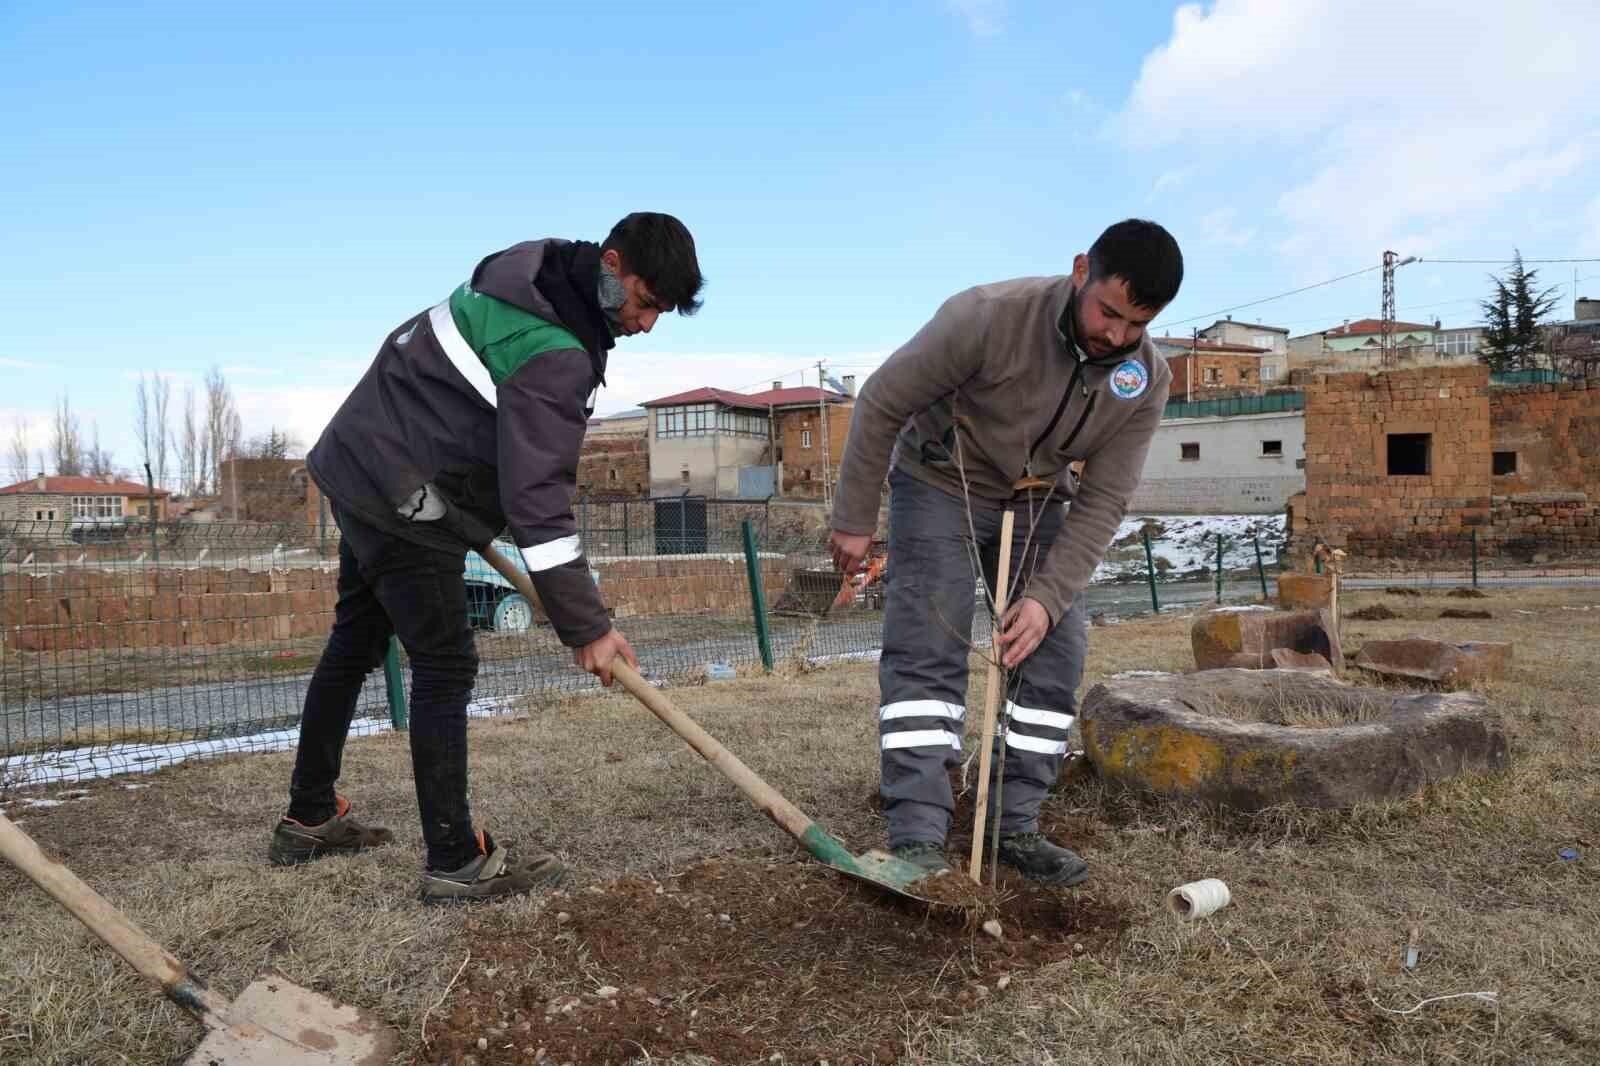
1479;251;1559;372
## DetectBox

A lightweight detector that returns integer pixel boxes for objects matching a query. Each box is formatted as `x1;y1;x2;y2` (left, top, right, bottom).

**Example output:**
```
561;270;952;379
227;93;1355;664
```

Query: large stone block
1191;607;1341;672
1079;668;1508;809
1355;638;1511;687
1277;572;1332;609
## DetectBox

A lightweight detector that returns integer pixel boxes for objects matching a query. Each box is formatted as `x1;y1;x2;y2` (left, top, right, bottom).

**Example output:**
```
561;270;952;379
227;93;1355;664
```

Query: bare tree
203;365;242;505
181;385;201;495
85;421;116;478
241;425;304;460
51;393;84;476
135;373;153;479
6;418;30;484
152;373;172;490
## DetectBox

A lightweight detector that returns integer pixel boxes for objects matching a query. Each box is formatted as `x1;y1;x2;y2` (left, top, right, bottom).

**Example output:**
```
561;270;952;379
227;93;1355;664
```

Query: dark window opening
680;469;690;484
1180;442;1200;461
607;468;618;482
1262;440;1283;456
1492;451;1517;476
1387;433;1431;476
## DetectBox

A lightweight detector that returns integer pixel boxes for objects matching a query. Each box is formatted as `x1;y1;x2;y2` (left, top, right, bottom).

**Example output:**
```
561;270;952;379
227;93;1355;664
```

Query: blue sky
2;0;1597;480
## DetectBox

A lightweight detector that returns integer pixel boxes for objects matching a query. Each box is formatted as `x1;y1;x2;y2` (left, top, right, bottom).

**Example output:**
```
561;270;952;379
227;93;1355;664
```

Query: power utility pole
816;361;832;510
1381;249;1419;366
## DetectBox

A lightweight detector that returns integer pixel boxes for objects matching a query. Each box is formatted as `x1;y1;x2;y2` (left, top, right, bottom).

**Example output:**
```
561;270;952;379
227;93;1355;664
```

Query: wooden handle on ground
969;509;1015;883
0;812;231;1024
477;544;820;845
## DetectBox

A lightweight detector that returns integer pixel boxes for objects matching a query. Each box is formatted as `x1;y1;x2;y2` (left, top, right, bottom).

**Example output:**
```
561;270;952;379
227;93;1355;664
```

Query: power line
1422;257;1600;264
1152;264;1382;331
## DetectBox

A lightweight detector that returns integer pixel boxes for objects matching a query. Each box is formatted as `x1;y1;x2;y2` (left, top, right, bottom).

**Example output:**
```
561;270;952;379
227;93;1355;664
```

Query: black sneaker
890;840;953;878
420;829;569;906
997;831;1089;886
269;795;394;866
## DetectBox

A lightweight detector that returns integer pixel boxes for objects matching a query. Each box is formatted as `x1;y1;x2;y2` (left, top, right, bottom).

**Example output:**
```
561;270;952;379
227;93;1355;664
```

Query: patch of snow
22;799;65;808
1209;605;1273;613
1093;513;1287;584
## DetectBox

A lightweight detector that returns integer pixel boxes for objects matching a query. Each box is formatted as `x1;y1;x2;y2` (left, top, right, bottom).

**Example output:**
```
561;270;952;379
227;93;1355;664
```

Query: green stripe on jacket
447;283;585;387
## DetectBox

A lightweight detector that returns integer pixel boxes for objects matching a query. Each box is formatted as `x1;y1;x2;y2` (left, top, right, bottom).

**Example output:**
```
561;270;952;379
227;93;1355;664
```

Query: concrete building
1199;318;1290;384
641;387;776;497
1289;318;1437;371
0;474;172;525
1129;409;1306;514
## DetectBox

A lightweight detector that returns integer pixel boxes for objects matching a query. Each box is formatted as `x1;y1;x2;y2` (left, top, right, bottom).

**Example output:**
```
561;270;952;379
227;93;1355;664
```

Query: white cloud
231;381;361;455
1150;166;1196;199
946;0;1005;36
1119;0;1599;261
1197;207;1255;247
0;357;42;369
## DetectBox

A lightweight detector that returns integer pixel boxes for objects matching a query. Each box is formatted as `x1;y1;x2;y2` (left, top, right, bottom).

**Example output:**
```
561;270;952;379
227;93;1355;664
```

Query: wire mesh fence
13;503;1588;787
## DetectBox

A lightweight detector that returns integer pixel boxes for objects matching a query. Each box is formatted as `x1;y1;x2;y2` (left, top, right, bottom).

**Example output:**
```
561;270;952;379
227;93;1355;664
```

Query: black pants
287;506;480;870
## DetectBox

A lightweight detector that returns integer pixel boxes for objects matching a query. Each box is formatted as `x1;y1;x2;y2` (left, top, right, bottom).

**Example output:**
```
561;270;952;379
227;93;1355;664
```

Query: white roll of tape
1167;878;1232;920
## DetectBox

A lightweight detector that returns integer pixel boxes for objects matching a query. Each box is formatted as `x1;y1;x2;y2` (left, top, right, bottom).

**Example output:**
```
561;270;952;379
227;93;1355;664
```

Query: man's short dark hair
1087;219;1183;310
602;212;705;315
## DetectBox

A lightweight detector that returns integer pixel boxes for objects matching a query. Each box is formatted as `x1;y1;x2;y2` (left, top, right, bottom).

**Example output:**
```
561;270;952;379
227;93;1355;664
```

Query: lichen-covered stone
1079;669;1508;809
1277;572;1333;609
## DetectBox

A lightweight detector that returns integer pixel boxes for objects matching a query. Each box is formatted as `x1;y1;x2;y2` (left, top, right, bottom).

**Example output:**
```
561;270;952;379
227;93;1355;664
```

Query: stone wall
1300;365;1600;559
777;404;853;499
577;434;649;498
1;556;796;652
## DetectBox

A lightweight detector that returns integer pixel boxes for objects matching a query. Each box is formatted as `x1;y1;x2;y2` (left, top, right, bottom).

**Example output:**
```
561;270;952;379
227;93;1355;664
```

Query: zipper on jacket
1027;357;1095;472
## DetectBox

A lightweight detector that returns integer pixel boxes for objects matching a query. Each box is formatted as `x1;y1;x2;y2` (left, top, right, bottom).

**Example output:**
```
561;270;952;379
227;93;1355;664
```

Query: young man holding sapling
830;220;1183;886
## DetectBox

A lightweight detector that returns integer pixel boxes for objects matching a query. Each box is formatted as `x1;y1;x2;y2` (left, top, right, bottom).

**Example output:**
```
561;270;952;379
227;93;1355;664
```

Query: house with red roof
640;377;854;499
0;474;171;524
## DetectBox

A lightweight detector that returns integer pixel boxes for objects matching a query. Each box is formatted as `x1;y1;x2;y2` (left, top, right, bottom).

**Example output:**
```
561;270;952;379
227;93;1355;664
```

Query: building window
680;468;690;484
1387;433;1431;476
1239;367;1252;382
607;468;618;482
1493;451;1518;476
1253;333;1274;351
1180;442;1200;461
1261;365;1277;381
1262;440;1283;457
70;495;122;519
1434;331;1477;357
655;402;769;438
802;468;812;481
1203;367;1220;384
801;429;813;450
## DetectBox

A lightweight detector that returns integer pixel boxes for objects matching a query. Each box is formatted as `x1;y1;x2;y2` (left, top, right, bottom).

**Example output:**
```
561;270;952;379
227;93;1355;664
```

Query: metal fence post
384;636;408;730
1215;533;1224;603
741;519;775;671
1471;528;1479;588
1253;534;1268;600
1142;528;1160;614
622;500;631;556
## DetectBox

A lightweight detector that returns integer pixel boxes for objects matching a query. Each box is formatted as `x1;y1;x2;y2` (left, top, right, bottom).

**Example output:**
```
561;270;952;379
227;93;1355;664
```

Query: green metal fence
14;506;1590;787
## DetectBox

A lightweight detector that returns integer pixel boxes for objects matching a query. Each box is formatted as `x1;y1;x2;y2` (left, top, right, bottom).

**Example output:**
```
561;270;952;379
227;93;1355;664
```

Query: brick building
577;434;649;498
1295;364;1600;560
1154;337;1270;399
746;384;853;500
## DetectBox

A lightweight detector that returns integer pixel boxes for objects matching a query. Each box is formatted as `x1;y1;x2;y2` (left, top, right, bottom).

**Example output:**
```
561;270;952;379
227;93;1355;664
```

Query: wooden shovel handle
0;812;230;1023
478;544;818;843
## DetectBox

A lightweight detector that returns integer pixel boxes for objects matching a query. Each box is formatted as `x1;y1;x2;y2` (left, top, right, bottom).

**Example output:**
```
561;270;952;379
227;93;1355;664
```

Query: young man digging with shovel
829;219;1182;886
269;213;704;903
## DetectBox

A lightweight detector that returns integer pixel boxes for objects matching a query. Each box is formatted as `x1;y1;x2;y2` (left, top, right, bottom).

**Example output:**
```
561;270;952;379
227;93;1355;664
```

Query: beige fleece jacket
831;276;1171;624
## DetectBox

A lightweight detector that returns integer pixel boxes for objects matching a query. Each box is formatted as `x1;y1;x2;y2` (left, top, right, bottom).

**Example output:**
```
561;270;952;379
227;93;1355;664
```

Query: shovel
480;544;938;904
0;811;396;1064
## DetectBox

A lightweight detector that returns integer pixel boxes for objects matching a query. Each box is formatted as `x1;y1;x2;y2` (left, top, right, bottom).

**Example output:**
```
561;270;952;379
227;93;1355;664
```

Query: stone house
0;474;171;524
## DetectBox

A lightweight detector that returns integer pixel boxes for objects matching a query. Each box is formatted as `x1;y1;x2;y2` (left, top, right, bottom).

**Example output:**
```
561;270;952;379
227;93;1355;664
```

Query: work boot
997;831;1089;887
269;795;394;866
890;840;953;878
420;829;569;906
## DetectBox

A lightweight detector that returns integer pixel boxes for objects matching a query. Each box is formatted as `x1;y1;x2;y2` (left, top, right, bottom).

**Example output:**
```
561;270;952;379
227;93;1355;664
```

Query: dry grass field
2;584;1596;1064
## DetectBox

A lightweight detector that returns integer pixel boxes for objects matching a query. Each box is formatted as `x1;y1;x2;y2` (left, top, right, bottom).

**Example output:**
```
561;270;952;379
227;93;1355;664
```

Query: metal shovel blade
185;977;395;1065
795;825;943;904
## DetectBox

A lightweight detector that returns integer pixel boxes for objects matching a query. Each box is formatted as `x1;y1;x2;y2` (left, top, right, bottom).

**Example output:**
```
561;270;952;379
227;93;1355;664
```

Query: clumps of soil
1440;608;1493;620
1448;587;1489;599
1384;586;1423;597
423;856;1127;1065
1350;604;1399;621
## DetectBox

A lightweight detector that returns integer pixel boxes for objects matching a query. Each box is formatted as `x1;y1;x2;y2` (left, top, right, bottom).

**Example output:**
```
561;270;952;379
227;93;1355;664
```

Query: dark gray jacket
307;239;612;647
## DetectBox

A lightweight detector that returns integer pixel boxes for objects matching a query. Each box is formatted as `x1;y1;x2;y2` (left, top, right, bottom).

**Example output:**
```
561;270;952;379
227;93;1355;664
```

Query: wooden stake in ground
969;508;1015;884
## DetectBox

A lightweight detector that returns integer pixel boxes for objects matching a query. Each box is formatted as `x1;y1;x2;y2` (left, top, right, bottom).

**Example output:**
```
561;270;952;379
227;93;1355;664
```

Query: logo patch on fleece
1110;359;1149;400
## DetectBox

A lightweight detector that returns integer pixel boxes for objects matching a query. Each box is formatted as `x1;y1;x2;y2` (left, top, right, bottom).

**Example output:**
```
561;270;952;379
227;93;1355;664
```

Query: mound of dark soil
1350;604;1399;620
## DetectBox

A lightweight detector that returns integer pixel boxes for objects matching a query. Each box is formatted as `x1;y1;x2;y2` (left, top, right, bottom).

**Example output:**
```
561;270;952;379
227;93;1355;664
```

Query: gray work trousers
878;469;1088;848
